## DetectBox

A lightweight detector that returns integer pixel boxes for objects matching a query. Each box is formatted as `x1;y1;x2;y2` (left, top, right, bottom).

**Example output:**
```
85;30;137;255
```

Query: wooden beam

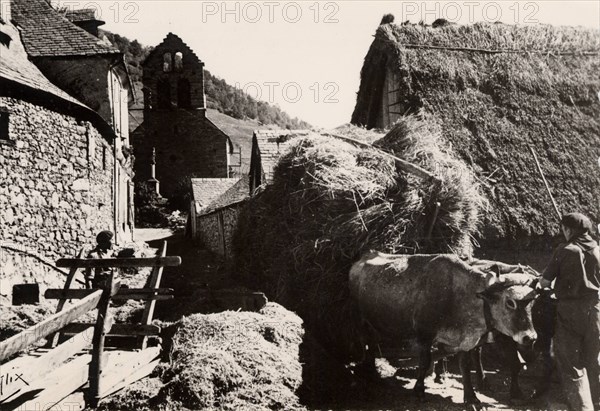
0;328;93;403
98;347;161;399
61;323;161;337
112;293;173;301
140;241;167;350
8;354;91;411
324;133;440;183
45;288;174;301
0;290;103;362
55;256;181;269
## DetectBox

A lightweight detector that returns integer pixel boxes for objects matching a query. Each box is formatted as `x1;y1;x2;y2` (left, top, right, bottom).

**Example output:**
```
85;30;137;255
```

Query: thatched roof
352;21;600;242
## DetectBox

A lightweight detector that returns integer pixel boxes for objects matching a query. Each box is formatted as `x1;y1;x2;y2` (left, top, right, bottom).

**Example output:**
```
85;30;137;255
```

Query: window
177;78;191;109
163;52;172;72
157;79;171;109
174;52;183;71
0;111;9;141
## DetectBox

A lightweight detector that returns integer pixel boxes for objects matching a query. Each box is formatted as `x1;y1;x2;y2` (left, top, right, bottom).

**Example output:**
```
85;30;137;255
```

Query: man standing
540;213;600;411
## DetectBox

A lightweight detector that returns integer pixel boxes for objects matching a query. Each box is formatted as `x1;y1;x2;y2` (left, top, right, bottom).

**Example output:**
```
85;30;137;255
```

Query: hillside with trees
102;31;311;130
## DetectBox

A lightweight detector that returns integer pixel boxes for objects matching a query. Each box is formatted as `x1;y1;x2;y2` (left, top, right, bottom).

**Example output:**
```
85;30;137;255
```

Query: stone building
11;0;134;241
131;33;233;199
0;0;133;303
188;176;249;245
249;130;310;194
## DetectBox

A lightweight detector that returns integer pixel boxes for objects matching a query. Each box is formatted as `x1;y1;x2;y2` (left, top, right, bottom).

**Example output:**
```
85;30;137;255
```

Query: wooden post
87;273;120;408
139;241;168;349
529;146;562;221
426;202;441;240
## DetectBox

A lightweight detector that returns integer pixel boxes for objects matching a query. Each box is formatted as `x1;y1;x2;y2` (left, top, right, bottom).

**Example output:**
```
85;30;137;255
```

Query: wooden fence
0;241;180;410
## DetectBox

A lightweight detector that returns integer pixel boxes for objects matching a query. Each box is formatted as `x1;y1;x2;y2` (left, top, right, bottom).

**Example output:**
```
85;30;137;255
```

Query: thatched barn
352;21;600;266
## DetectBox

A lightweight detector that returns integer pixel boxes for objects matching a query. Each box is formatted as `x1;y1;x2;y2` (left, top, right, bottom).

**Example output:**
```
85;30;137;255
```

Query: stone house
248;129;310;194
10;0;134;242
0;0;133;303
131;33;233;199
188;177;249;248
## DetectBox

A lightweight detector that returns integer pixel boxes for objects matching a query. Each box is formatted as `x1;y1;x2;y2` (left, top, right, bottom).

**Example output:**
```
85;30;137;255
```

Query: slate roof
252;130;311;183
191;176;249;214
0;22;87;108
10;0;119;57
64;9;103;23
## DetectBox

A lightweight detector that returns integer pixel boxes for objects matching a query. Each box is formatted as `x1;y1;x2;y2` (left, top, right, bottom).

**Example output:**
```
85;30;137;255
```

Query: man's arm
539;247;564;288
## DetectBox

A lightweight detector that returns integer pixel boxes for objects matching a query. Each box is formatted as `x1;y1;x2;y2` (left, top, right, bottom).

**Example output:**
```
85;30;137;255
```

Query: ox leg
414;337;433;399
434;358;448;384
507;340;526;400
459;351;481;405
472;347;489;392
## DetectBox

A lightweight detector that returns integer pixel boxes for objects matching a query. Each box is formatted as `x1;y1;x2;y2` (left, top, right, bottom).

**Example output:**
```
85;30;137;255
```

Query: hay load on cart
233;118;486;359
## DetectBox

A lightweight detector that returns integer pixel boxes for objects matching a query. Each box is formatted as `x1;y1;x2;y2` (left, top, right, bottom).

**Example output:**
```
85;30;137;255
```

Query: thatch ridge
352;22;600;242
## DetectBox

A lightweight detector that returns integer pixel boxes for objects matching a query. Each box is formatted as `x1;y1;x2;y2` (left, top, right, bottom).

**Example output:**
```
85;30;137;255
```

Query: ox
468;260;556;401
349;251;539;405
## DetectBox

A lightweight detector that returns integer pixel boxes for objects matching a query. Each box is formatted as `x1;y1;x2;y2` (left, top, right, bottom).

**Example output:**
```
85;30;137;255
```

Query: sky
54;1;600;129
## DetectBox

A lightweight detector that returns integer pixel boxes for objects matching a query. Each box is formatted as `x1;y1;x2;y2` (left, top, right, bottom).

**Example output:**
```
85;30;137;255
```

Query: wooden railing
0;241;180;409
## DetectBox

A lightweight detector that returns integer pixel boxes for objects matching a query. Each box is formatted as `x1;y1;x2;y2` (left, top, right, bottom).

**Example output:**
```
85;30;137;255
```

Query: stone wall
196;203;243;261
0;97;116;303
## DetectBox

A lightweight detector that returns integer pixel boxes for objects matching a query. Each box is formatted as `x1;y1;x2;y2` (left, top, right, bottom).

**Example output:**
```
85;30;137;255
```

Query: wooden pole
56;256;181;268
324;132;441;183
139;241;168;349
529;146;562;221
426;202;441;240
87;274;120;407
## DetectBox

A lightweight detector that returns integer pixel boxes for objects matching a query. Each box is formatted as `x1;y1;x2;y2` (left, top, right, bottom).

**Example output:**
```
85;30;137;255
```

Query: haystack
99;303;305;410
352;21;600;245
233;117;485;359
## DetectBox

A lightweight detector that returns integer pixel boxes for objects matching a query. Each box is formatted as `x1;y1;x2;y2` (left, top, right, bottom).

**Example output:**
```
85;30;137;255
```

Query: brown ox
349;251;538;405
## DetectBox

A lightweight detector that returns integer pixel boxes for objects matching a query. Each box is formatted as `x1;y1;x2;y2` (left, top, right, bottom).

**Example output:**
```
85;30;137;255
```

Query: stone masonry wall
196;203;242;261
0;97;116;303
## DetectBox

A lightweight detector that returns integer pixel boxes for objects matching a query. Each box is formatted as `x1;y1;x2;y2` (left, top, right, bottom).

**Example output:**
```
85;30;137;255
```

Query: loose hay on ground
99;302;305;411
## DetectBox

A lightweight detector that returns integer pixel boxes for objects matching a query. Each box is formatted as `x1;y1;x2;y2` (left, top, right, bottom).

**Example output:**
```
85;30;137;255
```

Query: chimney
64;8;105;37
0;0;11;22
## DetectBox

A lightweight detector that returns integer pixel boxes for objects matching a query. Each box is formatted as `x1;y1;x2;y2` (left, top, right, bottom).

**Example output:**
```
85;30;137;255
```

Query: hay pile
233;117;485;359
99;303;305;411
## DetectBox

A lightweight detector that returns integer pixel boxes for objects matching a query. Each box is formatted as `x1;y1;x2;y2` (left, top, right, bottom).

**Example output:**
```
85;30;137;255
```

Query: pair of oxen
349;251;556;406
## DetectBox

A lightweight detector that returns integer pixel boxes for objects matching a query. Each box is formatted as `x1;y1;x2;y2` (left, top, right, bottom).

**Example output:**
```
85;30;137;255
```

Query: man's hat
560;213;594;233
96;230;114;244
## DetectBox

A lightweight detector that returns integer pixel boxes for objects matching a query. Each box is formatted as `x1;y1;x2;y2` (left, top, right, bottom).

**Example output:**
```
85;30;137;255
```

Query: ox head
477;273;538;346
